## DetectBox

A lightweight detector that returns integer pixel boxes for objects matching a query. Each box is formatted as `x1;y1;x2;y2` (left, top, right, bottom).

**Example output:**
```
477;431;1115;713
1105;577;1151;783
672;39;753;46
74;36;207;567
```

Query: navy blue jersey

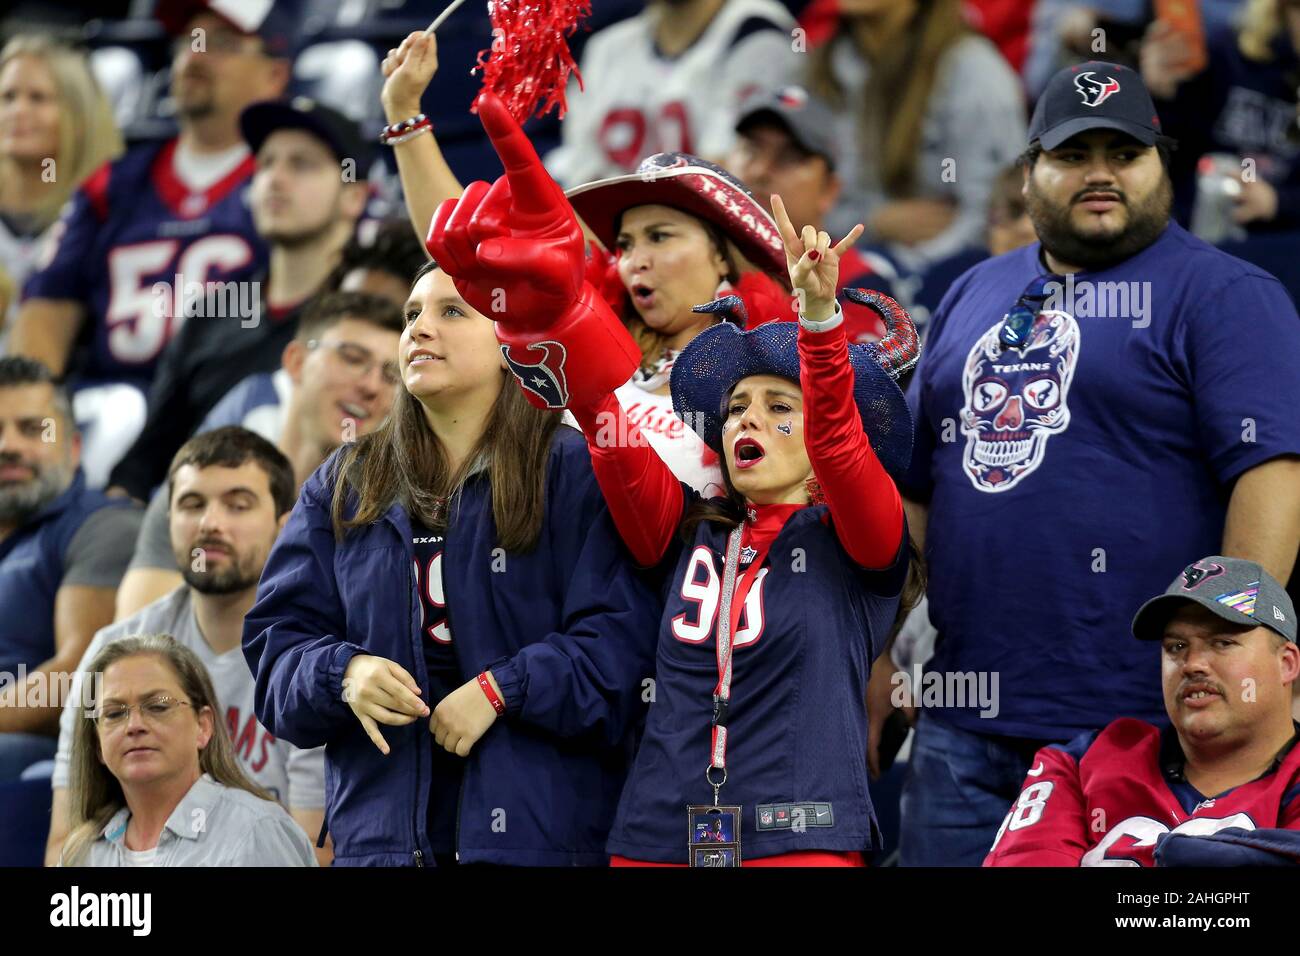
605;497;908;862
23;138;267;387
903;221;1300;740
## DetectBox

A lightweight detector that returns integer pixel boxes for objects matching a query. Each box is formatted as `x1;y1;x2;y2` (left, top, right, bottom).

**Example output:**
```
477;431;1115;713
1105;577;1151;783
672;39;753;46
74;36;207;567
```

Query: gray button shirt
80;774;318;867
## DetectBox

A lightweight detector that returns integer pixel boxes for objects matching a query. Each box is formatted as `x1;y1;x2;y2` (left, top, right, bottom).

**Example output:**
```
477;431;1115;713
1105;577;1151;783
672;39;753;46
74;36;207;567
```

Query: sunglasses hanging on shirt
1000;275;1058;351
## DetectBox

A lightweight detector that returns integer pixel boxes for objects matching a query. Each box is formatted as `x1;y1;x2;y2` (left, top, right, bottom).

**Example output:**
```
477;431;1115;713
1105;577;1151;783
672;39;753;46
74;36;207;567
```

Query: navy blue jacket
242;428;658;866
0;468;136;676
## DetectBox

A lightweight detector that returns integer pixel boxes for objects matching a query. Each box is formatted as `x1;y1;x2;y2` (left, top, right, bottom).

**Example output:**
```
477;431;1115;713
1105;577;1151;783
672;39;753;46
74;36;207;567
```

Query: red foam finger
476;91;564;219
466;175;514;247
425;195;460;266
440;179;493;277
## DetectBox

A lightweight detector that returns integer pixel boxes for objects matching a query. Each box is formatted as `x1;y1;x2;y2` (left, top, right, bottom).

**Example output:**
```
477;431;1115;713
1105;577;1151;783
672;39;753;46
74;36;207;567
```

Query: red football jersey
985;718;1300;866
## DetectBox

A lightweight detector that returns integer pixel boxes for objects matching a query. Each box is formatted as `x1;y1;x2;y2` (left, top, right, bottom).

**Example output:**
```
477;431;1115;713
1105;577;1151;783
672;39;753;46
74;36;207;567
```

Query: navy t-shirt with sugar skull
903;220;1300;740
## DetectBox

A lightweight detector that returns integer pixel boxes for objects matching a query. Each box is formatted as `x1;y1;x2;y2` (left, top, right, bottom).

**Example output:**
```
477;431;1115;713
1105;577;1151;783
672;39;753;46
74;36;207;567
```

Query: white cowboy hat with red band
565;152;788;281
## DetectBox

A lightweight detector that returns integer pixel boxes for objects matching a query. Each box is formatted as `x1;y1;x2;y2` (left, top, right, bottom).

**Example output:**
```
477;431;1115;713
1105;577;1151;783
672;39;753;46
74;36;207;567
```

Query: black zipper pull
413;848;425;867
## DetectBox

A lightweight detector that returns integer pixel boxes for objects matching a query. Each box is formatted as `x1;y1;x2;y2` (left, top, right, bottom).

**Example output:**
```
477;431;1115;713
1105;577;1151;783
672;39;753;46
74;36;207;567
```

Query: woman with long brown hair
242;261;660;866
804;0;1025;268
63;634;315;866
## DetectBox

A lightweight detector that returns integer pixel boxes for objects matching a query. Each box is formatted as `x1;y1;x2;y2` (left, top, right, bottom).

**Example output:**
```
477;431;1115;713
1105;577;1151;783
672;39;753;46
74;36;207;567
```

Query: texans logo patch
1075;71;1121;108
500;341;570;409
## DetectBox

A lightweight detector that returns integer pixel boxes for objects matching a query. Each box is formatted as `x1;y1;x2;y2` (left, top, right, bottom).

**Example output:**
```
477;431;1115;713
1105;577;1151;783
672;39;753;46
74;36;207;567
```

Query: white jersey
0;213;53;354
615;380;724;498
546;0;799;186
53;587;325;811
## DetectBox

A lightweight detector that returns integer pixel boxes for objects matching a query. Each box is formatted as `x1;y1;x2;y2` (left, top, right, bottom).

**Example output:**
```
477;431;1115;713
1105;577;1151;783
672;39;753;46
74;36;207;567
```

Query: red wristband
477;672;505;715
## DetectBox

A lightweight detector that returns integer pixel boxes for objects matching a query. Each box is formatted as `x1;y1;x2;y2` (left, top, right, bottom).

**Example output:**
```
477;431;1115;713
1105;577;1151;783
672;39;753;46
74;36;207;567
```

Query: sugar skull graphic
959;309;1080;492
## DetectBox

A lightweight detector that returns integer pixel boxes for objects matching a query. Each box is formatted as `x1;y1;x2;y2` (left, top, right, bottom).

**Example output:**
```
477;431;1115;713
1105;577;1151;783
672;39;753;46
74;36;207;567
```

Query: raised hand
424;92;639;410
770;193;864;324
425;91;585;330
381;30;439;121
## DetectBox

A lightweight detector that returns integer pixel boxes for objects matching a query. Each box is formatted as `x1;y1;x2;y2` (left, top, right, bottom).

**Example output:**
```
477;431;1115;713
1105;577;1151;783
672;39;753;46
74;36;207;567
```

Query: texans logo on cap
776;86;808;110
1182;560;1226;591
500;341;570;409
1075;72;1121;108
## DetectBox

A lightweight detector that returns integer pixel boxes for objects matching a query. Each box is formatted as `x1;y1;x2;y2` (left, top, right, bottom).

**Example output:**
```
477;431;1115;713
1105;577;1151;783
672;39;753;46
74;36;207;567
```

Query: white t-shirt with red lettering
614;380;725;498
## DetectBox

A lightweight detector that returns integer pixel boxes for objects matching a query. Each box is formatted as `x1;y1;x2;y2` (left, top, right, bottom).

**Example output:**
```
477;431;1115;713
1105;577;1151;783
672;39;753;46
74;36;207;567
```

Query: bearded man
0;357;141;778
876;60;1300;866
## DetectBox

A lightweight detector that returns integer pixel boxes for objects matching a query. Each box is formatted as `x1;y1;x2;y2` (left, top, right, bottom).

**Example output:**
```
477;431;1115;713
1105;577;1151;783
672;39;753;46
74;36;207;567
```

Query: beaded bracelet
380;113;432;146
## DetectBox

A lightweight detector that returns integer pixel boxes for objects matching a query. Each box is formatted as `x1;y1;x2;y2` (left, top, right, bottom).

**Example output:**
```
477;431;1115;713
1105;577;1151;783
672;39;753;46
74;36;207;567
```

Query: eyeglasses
307;339;402;387
999;275;1054;350
96;695;193;729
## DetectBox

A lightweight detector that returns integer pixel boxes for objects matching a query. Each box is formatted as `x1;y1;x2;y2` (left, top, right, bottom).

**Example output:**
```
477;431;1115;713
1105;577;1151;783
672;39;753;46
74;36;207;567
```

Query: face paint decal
776;421;793;436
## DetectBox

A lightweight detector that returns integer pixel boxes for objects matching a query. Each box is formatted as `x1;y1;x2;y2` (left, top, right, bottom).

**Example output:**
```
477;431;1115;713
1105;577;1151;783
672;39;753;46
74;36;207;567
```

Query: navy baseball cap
1132;556;1297;644
240;96;368;166
735;86;837;169
1028;61;1163;150
155;0;299;58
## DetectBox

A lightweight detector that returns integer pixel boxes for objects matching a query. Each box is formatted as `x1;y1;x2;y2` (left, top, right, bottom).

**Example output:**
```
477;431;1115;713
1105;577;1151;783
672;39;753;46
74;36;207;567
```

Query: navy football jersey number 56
106;235;255;364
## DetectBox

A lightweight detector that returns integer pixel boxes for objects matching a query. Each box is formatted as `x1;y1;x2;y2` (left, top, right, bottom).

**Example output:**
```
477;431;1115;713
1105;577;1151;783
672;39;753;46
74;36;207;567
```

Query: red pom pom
474;0;592;123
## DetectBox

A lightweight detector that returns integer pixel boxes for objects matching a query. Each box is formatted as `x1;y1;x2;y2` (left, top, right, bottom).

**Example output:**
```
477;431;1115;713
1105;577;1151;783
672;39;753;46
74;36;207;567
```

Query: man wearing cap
893;60;1300;865
727;85;907;344
106;96;370;501
986;556;1300;866
12;1;293;450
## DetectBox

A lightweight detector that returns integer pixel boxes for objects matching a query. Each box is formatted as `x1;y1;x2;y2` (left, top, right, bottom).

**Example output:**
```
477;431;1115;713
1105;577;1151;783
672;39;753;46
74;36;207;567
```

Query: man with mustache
726;84;907;343
890;60;1300;865
11;1;292;483
46;426;328;866
0;357;141;780
987;557;1300;866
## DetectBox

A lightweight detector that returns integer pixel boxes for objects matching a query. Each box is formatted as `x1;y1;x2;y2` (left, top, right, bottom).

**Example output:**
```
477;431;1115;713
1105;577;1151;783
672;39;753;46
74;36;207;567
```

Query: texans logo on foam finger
501;341;570;409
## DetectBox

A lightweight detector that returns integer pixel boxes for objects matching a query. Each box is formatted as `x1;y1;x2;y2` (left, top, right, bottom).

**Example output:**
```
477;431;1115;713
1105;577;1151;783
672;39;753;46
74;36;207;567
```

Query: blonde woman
0;36;122;346
62;634;315;867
